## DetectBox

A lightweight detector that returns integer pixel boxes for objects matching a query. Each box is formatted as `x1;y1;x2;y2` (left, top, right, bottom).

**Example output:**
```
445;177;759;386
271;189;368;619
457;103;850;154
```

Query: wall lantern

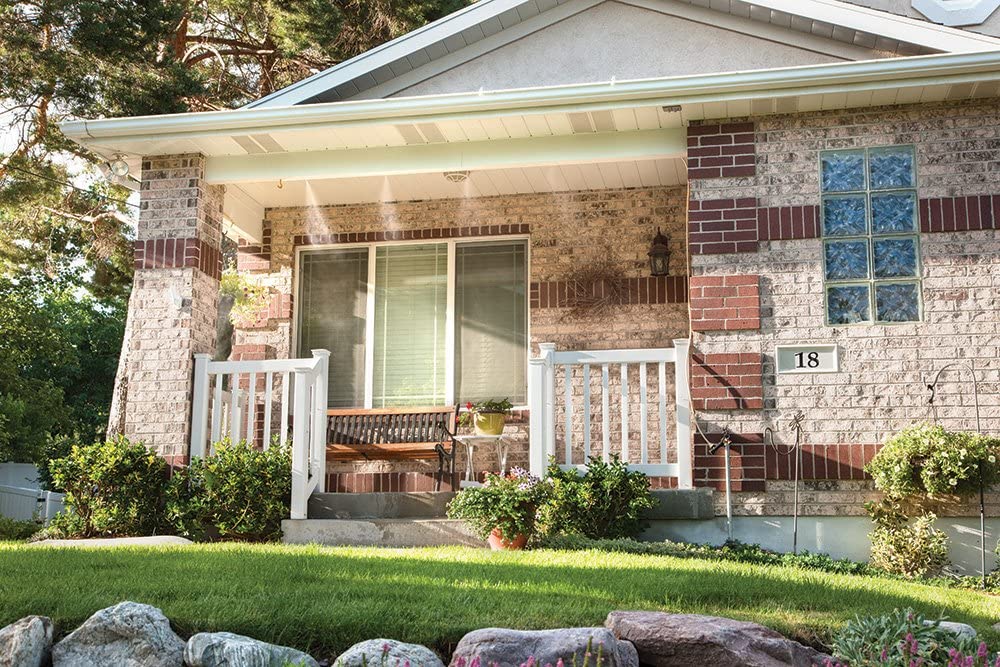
648;228;671;276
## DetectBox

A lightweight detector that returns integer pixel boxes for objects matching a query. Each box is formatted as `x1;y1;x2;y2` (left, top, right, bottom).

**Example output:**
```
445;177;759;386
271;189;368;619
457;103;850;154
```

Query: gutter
61;50;1000;144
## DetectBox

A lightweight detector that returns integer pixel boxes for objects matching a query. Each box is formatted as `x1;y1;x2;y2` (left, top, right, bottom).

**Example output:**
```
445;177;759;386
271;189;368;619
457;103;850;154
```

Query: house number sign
775;344;839;374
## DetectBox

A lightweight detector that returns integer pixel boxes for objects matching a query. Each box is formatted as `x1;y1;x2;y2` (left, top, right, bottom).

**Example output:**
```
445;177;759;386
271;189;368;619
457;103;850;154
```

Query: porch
189;339;695;520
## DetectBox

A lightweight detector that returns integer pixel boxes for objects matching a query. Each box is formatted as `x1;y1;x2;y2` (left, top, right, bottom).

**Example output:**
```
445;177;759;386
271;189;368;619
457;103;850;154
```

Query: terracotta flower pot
474;412;506;436
488;527;528;551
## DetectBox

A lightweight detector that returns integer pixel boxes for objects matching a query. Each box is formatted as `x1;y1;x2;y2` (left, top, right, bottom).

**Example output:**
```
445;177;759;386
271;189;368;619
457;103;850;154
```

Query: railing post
290;369;310;520
189;354;211;460
311;349;330;494
673;338;693;489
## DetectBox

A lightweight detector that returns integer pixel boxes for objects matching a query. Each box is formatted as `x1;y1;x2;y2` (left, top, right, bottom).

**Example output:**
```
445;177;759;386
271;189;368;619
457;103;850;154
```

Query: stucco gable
388;1;853;98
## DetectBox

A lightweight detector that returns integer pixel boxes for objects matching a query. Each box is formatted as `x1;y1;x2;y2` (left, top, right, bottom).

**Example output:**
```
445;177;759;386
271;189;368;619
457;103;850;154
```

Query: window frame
819;146;923;326
293;234;531;409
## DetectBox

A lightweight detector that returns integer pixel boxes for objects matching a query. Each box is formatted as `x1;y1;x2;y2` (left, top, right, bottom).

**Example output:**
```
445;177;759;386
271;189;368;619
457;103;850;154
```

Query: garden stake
764;413;805;555
926;361;987;589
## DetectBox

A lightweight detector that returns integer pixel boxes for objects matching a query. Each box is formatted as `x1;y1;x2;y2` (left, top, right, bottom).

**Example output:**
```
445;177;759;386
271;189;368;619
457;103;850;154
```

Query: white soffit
912;0;1000;27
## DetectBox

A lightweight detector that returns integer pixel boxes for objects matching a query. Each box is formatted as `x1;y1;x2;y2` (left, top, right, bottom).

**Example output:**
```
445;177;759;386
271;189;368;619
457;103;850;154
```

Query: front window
297;239;528;408
820;145;922;325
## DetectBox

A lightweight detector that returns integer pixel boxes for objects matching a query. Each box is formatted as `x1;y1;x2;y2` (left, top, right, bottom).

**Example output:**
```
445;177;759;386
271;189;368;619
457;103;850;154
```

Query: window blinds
296;249;369;408
372;244;448;407
455;241;527;404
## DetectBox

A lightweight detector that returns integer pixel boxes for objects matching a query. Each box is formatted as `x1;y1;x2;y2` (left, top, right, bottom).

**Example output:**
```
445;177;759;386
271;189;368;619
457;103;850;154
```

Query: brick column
124;154;225;464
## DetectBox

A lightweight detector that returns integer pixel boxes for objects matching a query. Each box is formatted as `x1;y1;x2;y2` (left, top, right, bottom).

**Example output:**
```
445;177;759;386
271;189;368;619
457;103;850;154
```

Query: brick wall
687;99;1000;516
127;155;224;462
237;186;690;479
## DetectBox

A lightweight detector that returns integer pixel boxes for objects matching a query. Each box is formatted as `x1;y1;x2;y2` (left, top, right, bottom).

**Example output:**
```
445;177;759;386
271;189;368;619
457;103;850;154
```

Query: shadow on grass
1;544;997;660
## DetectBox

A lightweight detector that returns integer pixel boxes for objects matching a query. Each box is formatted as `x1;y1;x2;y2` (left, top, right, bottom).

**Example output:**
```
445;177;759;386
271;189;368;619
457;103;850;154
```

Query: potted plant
459;398;513;436
447;468;548;550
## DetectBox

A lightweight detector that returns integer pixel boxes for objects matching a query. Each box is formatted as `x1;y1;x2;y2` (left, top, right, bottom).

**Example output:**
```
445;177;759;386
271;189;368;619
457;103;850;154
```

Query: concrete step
281;518;480;547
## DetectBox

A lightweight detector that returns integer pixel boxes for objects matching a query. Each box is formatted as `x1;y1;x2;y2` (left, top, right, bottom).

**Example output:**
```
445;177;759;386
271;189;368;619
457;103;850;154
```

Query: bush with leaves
447;468;549;542
47;437;169;538
538;456;657;539
166;439;291;542
832;608;985;666
867;501;949;579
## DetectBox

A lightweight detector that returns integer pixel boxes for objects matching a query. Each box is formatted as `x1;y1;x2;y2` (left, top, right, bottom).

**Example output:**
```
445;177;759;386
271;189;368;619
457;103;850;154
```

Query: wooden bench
326;406;459;491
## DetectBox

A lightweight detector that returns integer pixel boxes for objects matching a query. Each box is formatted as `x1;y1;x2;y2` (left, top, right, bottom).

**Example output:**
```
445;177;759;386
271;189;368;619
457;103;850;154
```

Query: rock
336;639;444;667
449;628;637;667
0;616;53;667
929;620;977;641
52;601;184;667
605;611;830;667
185;632;319;667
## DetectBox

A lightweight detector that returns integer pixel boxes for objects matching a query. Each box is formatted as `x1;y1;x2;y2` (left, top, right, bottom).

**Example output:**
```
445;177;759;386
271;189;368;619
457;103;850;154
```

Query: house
62;0;1000;565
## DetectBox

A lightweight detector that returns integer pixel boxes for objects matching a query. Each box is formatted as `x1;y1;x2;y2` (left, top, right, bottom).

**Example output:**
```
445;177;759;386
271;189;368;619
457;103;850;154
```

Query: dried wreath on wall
560;252;629;321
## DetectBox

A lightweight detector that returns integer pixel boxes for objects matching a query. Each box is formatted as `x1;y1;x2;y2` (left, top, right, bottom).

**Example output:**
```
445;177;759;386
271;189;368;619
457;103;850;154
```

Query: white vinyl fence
528;339;692;487
190;349;330;520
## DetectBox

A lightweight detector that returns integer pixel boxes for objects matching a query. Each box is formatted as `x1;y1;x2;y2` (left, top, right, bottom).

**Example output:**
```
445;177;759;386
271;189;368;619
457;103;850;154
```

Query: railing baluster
262;372;273;449
211;373;223;447
582;364;591;461
639;362;648;465
246;372;257;446
620;363;629;463
658;361;668;464
601;364;610;462
564;365;573;466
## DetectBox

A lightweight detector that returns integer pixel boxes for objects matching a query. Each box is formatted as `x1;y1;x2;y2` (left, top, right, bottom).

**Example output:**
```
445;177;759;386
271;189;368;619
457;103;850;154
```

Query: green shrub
538;456;656;539
867;423;1000;500
47;436;169;538
166;439;291;542
447;468;549;542
868;501;949;579
832;608;982;666
0;517;40;541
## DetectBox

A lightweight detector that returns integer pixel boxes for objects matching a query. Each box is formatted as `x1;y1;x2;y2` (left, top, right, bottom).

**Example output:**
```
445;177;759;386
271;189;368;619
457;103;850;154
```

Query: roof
245;0;1000;109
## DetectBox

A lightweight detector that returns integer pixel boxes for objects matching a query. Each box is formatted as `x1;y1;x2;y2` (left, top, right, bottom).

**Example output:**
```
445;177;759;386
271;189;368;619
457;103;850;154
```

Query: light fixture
109;154;130;178
648;228;671;277
443;170;470;183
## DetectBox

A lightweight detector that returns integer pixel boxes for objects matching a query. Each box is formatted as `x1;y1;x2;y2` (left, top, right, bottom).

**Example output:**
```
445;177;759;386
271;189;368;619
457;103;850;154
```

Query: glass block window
820;145;921;325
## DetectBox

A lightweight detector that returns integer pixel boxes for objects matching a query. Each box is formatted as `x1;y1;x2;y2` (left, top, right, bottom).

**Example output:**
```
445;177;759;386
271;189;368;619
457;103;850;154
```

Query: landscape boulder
0;615;53;667
185;631;319;667
336;638;445;667
605;611;831;667
52;601;185;667
450;627;638;667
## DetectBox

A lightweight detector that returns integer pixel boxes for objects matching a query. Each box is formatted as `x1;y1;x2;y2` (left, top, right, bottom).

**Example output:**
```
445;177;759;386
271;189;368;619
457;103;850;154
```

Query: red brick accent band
133;237;222;280
690;352;763;411
757;205;821;241
688;198;759;255
920;195;1000;233
687;122;756;180
693;434;879;490
530;276;688;309
294;224;530;247
236;223;272;272
689;275;760;331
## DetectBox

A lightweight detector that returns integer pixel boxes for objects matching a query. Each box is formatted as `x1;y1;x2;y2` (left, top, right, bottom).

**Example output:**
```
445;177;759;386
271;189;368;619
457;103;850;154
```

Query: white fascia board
204;128;686;184
244;0;542;109
912;0;1000;27
750;0;1000;51
59;50;1000;151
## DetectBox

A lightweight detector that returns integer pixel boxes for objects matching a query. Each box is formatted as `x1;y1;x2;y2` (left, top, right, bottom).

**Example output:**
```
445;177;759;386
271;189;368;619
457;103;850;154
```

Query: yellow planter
474;412;506;436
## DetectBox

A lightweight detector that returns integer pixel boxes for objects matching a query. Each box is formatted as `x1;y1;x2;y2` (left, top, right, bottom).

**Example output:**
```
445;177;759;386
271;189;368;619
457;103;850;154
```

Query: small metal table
452;434;512;487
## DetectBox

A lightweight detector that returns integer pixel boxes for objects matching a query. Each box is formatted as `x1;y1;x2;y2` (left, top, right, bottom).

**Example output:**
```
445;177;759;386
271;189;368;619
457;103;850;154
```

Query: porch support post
124;154;225;466
673;338;693;489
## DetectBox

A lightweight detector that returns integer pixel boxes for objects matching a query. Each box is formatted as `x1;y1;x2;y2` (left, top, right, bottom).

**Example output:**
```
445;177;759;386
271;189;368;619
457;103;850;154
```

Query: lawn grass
1;541;998;661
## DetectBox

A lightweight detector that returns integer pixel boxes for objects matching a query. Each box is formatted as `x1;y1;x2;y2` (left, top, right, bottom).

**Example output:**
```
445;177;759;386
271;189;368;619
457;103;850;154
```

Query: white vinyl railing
190;349;330;519
528;339;692;488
